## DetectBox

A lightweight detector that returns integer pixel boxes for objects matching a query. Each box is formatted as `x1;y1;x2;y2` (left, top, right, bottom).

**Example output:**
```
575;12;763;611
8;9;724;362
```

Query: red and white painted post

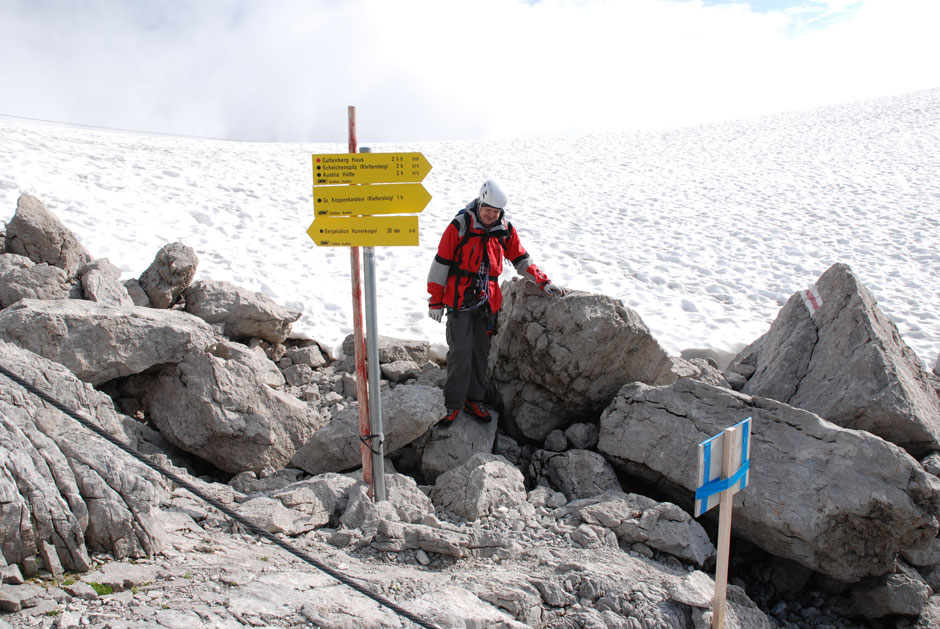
347;105;373;497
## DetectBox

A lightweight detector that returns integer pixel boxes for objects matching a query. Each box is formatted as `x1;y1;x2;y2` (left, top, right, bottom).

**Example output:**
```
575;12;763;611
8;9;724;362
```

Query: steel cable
0;362;440;629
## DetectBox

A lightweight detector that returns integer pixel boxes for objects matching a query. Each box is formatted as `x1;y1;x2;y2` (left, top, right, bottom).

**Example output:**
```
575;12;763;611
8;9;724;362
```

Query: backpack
449;205;511;264
446;205;511;310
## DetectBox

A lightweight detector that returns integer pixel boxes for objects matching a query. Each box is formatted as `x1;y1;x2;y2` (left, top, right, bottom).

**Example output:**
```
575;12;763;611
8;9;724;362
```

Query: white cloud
0;0;936;141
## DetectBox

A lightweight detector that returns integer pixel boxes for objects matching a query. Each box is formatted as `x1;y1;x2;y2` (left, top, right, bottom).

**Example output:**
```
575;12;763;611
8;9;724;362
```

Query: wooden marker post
346;106;374;496
694;417;752;629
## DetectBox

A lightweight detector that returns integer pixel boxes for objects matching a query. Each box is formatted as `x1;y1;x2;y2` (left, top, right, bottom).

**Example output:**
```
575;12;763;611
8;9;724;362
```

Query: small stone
0;565;24;585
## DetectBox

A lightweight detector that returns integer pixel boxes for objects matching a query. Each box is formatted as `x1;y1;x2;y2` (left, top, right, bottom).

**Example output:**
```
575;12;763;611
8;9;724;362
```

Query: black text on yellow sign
312;152;432;186
307;215;419;247
314;183;431;216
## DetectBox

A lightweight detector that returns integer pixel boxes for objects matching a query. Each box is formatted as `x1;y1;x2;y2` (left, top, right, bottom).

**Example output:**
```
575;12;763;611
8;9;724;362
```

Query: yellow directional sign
314;183;431;216
307;215;419;247
313;152;432;186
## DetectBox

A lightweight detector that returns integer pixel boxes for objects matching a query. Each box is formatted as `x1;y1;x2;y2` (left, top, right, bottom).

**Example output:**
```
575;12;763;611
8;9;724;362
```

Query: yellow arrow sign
313;152;432;186
307;215;419;247
314;183;431;216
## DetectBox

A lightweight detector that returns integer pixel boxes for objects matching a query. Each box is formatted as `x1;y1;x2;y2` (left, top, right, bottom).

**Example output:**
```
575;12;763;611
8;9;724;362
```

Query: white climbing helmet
479;179;509;209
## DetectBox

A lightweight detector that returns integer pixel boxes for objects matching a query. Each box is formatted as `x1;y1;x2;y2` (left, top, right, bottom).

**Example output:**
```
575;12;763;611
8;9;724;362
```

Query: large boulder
725;263;940;458
3;195;92;277
0;299;217;385
291;384;445;475
430;453;528;520
417;410;499;484
184;279;300;344
0;252;34;277
0;264;76;308
138;242;197;309
80;259;133;307
529;449;621;501
129;348;325;474
598;377;940;582
0;341;166;573
269;473;358;528
490;279;683;442
212;338;285;388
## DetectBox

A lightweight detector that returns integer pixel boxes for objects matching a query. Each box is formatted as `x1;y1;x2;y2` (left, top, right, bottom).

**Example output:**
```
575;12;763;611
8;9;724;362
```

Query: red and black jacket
427;202;550;312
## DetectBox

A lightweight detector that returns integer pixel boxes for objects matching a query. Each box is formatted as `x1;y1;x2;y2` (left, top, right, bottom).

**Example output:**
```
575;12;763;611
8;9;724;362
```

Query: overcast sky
1;0;937;142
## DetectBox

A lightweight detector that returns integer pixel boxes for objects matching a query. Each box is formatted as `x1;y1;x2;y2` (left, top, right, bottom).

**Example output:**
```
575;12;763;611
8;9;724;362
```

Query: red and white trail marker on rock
801;283;823;315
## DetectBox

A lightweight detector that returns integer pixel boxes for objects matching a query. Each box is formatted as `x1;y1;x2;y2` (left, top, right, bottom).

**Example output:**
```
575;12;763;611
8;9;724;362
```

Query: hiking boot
464;400;491;423
438;408;459;426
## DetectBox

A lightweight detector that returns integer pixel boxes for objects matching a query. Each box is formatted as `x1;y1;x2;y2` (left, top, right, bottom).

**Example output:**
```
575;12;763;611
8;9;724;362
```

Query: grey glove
429;308;444;322
544;283;567;297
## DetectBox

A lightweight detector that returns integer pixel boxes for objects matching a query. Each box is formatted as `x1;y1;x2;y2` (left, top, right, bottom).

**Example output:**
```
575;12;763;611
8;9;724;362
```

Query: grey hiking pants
443;307;492;410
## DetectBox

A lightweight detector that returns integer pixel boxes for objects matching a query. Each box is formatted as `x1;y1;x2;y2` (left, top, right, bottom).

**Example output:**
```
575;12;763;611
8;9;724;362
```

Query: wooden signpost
308;107;431;502
694;417;752;629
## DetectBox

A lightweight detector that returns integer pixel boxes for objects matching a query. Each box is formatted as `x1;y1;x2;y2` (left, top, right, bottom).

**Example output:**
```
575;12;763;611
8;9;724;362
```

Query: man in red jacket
427;179;566;426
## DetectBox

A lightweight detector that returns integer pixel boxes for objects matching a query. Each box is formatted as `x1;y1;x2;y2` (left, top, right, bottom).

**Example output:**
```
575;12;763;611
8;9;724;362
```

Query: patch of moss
88;581;114;596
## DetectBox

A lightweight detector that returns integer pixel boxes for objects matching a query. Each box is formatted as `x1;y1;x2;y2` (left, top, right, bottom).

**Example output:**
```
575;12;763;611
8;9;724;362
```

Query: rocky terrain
2;193;940;628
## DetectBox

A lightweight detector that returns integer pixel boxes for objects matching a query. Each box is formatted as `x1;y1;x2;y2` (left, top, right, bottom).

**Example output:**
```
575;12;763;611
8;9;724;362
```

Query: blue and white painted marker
695;417;751;518
693;416;752;628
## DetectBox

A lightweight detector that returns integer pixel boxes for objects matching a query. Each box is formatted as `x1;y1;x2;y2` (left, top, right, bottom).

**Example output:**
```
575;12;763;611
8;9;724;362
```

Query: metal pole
347;106;373;497
362;246;386;501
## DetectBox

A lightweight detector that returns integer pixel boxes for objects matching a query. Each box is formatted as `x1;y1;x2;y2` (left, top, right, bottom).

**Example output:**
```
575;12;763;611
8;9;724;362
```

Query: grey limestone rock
530;449;620;501
565;422;599;450
122;277;150;306
0;341;166;573
850;561;933;619
138;241;198;308
341;334;431;366
80;258;133;306
543;429;567;452
212;338;285;388
599;377;940;582
380;359;421;383
0;263;75;308
418;408;499;484
669;570;715;608
132;348;325;474
0;298;217;385
407;585;531;628
291;384;444;475
270;473;358;527
383;472;435;524
284;343;328;369
235;496;314;536
725;262;940;458
0;252;34;277
490;279;683;442
469;574;544;627
914;594;940;629
566;490;716;567
430;453;527;520
4;194;92;278
184;279;300;344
